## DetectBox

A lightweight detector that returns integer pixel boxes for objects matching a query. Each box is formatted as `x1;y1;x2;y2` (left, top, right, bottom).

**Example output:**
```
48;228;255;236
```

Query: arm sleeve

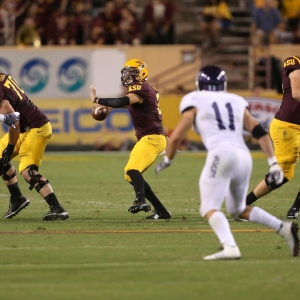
95;96;130;108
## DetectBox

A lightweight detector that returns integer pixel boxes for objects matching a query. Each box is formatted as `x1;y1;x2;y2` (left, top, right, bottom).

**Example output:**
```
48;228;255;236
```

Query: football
91;105;109;121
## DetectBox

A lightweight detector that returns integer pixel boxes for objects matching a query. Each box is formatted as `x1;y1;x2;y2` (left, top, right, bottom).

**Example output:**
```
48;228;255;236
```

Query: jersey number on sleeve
4;76;25;100
212;102;235;130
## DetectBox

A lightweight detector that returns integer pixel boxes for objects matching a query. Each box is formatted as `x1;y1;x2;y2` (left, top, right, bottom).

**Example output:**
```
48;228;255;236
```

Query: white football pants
199;146;252;217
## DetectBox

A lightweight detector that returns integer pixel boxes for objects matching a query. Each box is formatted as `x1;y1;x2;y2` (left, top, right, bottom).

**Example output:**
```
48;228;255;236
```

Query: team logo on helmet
121;58;148;87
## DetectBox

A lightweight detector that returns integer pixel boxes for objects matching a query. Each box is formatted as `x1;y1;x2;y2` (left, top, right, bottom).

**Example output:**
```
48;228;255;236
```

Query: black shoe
3;196;30;219
42;205;69;221
128;198;151;214
145;210;171;220
287;207;299;219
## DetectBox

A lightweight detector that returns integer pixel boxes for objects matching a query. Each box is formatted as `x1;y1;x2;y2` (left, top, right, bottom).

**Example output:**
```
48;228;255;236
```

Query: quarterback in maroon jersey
246;56;300;219
0;74;69;221
90;59;171;219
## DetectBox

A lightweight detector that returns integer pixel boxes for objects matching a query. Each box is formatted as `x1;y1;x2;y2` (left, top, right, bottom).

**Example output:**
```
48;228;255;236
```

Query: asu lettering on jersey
0;74;49;133
127;85;142;92
276;56;300;125
126;82;165;140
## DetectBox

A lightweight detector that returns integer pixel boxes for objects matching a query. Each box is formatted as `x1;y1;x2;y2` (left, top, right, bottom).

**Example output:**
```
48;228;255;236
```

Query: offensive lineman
155;65;299;260
246;56;300;219
90;58;170;219
0;73;69;221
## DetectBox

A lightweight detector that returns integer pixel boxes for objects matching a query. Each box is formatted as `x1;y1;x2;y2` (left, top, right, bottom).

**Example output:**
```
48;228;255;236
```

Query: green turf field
0;152;299;300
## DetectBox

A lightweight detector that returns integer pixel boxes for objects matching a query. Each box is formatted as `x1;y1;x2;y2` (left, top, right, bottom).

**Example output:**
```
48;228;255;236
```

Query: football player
155;65;299;260
0;74;69;221
246;56;300;219
90;58;171;219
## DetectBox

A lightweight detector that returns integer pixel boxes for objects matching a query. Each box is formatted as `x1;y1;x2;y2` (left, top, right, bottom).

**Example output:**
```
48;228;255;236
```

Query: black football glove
2;144;15;165
155;156;172;175
4;112;20;129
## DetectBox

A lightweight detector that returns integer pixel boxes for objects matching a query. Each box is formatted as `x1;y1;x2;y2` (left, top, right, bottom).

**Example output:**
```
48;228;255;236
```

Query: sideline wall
0;45;286;147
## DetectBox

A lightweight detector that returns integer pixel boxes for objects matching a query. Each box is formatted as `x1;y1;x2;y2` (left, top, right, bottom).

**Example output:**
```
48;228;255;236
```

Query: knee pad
1;162;16;181
26;164;49;192
265;174;288;191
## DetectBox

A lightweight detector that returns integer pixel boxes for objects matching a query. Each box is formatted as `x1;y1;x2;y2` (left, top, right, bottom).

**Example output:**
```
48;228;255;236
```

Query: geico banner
0;48;125;98
0;99;136;145
0;95;282;146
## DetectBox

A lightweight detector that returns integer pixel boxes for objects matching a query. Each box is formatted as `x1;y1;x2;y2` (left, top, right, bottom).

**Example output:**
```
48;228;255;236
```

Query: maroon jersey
275;56;300;125
0;74;49;133
126;82;165;140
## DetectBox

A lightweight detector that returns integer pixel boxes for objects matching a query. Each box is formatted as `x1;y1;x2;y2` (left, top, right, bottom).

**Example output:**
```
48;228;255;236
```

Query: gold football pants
269;118;300;180
124;134;167;182
0;122;52;173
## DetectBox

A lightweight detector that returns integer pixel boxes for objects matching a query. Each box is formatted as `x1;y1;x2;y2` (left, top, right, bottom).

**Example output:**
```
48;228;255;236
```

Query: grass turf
0;151;299;300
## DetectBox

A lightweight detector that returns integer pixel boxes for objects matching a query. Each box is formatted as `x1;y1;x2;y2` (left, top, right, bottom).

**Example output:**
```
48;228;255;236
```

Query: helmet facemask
121;59;149;87
121;67;140;87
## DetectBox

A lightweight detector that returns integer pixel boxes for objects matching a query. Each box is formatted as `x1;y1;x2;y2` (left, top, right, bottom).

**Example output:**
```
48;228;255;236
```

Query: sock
208;211;237;247
144;180;166;211
249;206;282;231
246;191;258;205
7;182;22;197
291;192;300;210
45;193;60;207
126;170;145;200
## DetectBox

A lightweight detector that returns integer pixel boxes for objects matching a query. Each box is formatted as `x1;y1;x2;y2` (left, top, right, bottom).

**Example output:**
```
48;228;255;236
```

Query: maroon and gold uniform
0;74;51;173
126;82;165;140
0;74;49;132
276;56;300;124
124;82;167;181
95;58;170;218
270;56;300;180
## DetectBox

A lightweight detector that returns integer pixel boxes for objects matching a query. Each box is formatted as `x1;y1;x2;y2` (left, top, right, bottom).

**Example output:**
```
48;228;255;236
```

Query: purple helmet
195;65;227;91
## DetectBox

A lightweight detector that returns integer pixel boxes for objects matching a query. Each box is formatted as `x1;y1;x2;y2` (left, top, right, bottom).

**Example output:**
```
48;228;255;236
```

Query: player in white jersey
155;65;299;260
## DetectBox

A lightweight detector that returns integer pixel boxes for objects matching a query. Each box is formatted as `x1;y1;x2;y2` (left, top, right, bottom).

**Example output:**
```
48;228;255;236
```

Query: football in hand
91;105;109;121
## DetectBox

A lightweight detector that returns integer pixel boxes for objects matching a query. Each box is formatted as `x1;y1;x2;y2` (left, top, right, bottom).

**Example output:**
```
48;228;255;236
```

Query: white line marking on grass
0;259;296;270
0;229;275;235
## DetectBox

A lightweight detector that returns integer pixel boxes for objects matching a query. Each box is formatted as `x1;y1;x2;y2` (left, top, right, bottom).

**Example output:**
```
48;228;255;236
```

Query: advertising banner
0;48;126;98
0;99;136;146
244;96;281;132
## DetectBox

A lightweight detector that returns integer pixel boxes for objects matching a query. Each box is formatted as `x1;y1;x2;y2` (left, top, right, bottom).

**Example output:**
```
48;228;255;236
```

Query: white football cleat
203;245;241;261
277;222;299;256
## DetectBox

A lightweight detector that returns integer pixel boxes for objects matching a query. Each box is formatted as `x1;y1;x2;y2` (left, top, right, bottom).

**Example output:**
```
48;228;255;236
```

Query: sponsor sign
244;96;281;134
0;48;125;98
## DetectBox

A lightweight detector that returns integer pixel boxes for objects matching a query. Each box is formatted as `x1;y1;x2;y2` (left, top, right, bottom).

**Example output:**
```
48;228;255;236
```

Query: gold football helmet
121;59;149;87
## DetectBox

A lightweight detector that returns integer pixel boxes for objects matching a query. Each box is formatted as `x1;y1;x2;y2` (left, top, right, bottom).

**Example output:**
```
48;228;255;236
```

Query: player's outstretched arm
243;109;283;185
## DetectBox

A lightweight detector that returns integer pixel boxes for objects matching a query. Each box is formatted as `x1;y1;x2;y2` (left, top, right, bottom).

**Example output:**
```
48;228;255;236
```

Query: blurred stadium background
0;0;296;151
